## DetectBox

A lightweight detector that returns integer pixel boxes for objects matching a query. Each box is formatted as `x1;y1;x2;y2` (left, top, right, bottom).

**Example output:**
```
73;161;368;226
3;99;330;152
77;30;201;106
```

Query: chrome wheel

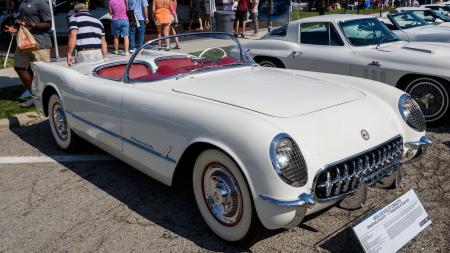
202;162;243;226
406;78;449;122
52;103;68;140
259;60;277;68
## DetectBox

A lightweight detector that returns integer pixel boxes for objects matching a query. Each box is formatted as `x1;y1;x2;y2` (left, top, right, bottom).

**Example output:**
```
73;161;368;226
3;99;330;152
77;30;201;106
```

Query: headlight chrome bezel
269;133;308;187
398;94;426;132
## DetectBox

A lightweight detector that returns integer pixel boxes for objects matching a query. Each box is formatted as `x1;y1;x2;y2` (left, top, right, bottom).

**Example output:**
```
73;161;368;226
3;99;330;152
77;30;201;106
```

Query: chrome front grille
314;136;403;201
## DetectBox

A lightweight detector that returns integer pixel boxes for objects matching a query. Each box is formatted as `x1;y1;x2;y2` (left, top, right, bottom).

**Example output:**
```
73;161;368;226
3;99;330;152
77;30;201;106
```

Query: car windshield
339;18;401;46
126;33;252;82
411;10;450;22
430;10;450;21
390;12;428;29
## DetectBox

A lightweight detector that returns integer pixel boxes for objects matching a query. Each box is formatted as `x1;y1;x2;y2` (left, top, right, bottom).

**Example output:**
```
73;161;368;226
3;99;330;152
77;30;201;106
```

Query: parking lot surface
0;116;448;252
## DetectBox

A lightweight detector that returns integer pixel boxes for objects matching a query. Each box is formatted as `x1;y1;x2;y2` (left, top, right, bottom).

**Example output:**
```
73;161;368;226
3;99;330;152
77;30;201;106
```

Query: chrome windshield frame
122;32;252;83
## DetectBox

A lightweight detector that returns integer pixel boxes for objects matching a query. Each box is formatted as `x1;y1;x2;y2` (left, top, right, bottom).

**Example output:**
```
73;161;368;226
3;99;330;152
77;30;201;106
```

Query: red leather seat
96;64;126;79
217;57;237;66
129;64;152;80
156;58;193;69
155;65;178;78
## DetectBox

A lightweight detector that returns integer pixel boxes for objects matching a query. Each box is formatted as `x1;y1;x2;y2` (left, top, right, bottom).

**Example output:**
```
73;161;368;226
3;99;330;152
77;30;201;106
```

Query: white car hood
380;40;450;56
406;24;450;39
173;67;365;118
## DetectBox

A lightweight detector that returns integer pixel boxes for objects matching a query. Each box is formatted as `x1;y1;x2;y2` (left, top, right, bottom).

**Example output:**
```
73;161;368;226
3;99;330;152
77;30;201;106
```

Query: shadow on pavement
317;226;364;253
8;119;257;251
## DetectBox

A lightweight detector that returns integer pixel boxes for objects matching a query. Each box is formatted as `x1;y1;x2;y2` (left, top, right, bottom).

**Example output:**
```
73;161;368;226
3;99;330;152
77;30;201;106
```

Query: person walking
109;0;130;55
3;0;52;108
250;0;259;35
128;0;149;53
169;0;181;49
67;3;108;65
234;0;249;37
153;0;173;50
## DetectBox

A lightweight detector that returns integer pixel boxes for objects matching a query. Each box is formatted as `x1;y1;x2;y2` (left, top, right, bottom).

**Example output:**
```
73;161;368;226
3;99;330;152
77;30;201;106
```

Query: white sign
353;189;431;253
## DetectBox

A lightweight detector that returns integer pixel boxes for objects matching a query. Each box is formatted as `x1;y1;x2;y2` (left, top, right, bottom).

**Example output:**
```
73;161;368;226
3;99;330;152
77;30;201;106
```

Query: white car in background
421;3;450;16
243;15;450;124
381;12;450;41
394;7;450;26
30;33;430;244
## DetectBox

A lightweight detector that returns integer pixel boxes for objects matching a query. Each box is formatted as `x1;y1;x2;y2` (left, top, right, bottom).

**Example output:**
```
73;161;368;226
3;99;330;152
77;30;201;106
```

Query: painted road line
0;155;114;164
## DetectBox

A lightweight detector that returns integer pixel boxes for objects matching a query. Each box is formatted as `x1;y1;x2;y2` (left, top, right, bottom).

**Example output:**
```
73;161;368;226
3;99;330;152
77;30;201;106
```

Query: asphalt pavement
0;114;448;252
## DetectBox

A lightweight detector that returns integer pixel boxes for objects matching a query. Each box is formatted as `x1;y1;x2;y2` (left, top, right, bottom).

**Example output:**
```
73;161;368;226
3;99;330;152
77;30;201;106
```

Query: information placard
353;189;431;253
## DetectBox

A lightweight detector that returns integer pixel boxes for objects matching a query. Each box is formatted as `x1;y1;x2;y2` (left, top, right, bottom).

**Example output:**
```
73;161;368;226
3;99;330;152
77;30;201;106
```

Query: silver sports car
243;14;450;125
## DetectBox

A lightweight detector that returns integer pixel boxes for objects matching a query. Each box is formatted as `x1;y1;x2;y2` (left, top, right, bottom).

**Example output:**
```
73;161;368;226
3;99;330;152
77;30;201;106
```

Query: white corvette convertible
31;33;430;244
243;15;450;125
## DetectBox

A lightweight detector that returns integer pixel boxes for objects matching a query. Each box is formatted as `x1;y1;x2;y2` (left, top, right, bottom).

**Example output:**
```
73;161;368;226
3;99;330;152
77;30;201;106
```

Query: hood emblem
361;130;370;141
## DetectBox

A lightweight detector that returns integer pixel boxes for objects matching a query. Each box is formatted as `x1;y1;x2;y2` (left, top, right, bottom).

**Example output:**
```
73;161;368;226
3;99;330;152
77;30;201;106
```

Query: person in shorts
67;3;107;65
109;0;130;55
234;0;249;37
3;0;52;108
189;0;203;32
169;0;181;49
250;0;259;35
153;0;173;50
202;0;211;29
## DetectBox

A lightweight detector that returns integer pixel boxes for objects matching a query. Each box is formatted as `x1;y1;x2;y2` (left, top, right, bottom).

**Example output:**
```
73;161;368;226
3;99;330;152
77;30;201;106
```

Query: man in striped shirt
67;3;107;65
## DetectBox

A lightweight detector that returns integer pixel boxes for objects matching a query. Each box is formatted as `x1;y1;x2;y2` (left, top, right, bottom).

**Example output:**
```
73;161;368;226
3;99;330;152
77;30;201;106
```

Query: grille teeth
341;164;350;192
314;136;403;200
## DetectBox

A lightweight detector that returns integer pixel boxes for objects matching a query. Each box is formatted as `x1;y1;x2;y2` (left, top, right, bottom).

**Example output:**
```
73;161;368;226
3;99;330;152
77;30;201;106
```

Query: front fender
30;62;65;116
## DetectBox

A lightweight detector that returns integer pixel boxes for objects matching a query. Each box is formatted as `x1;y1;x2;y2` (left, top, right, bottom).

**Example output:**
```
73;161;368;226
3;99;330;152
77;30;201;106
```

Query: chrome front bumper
403;136;432;163
259;193;315;228
259;136;431;228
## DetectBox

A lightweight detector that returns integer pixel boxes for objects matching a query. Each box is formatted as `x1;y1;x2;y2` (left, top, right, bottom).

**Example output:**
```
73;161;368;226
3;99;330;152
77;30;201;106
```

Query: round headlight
270;134;308;187
398;94;426;132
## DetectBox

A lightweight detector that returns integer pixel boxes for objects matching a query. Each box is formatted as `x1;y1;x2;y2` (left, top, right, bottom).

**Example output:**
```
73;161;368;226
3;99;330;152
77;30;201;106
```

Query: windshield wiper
376;35;399;49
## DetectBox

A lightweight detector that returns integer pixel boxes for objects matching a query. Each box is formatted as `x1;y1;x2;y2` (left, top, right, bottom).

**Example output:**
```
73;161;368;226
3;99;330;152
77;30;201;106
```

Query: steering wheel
198;47;228;59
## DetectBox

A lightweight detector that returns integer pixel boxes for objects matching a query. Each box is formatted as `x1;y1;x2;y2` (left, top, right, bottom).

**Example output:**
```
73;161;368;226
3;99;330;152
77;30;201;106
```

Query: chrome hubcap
408;80;445;119
202;163;242;226
52;103;68;140
260;61;276;68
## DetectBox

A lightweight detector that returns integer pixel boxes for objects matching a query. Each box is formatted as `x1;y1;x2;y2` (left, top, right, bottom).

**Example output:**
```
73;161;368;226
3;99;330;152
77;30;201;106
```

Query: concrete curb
0;111;46;128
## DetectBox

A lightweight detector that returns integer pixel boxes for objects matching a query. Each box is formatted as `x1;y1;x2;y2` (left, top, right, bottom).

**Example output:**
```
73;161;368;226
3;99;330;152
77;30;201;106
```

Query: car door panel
121;86;181;185
287;22;353;75
63;75;123;152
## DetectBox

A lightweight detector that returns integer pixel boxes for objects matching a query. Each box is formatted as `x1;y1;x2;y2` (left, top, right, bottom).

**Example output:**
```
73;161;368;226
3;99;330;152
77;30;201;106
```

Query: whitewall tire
192;149;261;244
48;94;78;150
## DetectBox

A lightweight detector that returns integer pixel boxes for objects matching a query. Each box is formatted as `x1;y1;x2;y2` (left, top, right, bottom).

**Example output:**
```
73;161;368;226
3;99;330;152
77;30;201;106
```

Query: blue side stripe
67;112;121;139
66;111;177;164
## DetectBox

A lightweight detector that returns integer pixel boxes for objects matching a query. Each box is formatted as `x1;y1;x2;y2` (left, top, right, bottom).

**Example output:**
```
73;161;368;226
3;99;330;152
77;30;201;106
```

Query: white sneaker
18;90;31;101
20;98;34;108
129;49;135;53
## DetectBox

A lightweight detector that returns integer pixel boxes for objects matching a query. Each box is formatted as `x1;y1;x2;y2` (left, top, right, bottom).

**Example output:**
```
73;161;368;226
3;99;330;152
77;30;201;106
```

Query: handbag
16;26;38;51
125;0;139;28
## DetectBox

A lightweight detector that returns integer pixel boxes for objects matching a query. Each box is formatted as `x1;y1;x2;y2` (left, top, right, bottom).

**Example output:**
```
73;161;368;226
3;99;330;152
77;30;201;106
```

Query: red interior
96;56;240;81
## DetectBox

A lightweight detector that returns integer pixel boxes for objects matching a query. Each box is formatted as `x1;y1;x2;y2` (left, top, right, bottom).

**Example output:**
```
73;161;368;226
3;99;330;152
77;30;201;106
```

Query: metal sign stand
48;0;59;61
3;33;15;69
